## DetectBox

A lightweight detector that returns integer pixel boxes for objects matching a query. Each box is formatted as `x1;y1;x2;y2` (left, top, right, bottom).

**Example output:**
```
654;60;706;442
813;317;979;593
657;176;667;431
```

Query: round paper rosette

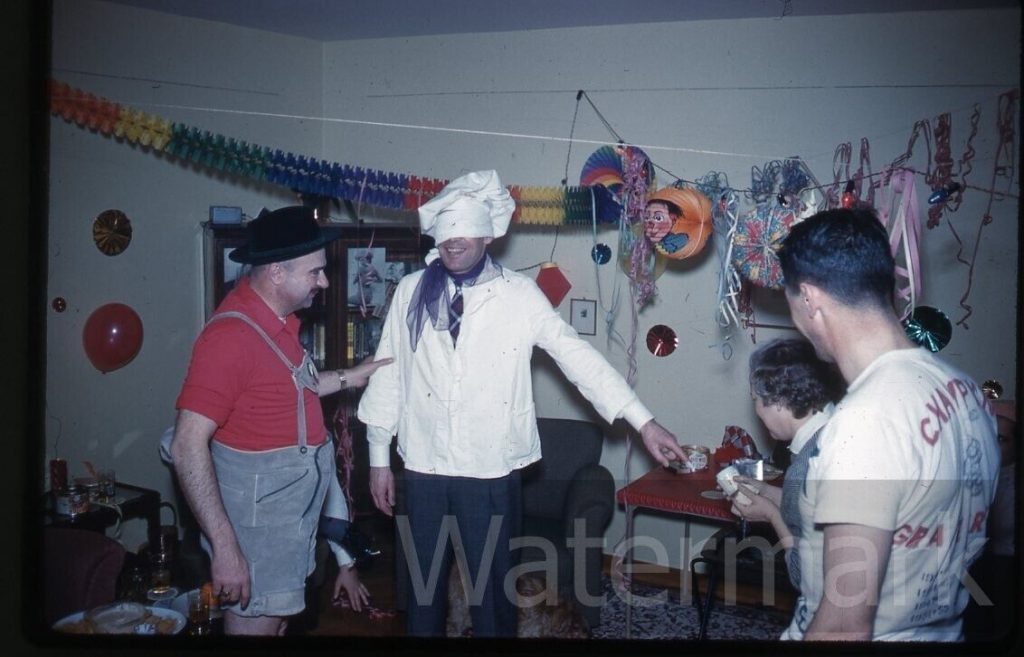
903;306;952;352
731;203;800;289
580;145;625;199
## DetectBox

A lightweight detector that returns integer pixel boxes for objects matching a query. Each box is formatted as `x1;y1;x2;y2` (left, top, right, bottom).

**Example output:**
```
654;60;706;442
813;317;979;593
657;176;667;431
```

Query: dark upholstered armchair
392;417;614;629
42;527;126;627
517;418;615;628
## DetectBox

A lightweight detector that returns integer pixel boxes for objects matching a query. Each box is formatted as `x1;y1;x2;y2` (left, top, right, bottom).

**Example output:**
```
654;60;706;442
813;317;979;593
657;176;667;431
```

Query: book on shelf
346;317;355;364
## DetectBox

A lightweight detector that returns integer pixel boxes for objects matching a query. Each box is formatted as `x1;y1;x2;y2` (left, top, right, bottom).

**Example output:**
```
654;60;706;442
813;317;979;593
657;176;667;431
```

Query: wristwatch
337;370;347;389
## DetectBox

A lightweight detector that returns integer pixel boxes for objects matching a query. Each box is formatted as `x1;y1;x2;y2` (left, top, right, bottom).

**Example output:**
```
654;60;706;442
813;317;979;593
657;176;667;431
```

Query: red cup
50;459;68;492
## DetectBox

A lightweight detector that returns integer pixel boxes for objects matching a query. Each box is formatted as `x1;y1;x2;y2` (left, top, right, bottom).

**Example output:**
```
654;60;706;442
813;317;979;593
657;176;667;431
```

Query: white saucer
700;490;726;500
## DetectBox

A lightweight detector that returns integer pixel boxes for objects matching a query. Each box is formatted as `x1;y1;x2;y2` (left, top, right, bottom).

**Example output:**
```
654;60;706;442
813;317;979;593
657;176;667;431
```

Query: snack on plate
84;601;147;634
54;618;97;634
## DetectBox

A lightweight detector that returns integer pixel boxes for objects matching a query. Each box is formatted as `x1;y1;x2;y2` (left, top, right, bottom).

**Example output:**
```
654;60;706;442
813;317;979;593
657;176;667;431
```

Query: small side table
43;482;162;550
616;467;776;638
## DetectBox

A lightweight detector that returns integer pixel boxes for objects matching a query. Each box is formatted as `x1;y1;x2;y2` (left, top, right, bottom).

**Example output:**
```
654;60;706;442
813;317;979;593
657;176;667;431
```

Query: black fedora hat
229;206;338;265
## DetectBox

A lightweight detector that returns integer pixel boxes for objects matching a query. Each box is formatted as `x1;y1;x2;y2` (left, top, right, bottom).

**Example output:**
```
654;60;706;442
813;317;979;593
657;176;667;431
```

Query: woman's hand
728;482;780;524
333;564;370;612
734;475;782;506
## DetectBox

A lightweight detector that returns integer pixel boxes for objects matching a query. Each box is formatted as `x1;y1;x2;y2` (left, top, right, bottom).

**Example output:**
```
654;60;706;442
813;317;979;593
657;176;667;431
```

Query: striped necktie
449;285;464;344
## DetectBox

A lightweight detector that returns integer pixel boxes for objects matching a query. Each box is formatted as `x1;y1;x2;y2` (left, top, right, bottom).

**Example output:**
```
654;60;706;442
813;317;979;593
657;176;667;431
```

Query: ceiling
102;0;1018;42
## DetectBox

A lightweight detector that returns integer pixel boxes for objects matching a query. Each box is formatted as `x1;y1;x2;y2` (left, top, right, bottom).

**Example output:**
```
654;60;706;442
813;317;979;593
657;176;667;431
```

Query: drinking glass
97;469;116;501
188;588;211;635
148;553;173;594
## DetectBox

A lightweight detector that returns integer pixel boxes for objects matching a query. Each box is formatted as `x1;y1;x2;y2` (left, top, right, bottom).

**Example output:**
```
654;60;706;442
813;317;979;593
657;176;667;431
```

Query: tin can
49;458;68;492
55;485;90;517
681;445;710;472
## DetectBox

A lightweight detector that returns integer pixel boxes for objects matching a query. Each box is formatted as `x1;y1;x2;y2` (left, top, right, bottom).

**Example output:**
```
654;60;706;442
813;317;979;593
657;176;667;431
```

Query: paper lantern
536;262;572;307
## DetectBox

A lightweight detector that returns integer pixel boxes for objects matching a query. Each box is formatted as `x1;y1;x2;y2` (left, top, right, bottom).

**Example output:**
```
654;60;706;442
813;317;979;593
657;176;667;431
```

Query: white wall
47;1;1019;567
320;9;1019;567
48;0;325;549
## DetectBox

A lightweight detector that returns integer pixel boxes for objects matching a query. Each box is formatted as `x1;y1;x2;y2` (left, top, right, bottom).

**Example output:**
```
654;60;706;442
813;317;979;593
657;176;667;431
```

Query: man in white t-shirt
776;207;999;641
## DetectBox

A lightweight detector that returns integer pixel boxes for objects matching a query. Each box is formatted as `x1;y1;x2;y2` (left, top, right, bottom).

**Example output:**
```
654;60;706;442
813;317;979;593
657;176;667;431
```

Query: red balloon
82;303;143;373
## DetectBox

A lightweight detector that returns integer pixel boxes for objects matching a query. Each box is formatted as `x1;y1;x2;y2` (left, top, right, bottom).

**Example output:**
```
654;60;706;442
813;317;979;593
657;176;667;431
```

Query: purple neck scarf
406;253;500;351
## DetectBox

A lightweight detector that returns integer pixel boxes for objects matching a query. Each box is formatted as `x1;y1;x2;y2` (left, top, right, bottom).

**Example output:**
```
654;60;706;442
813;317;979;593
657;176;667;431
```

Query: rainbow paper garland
49;79;612;229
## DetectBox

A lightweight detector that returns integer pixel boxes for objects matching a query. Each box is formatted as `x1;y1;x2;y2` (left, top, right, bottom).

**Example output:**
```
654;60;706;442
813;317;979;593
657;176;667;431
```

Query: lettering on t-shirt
893;523;946;548
918;377;989;445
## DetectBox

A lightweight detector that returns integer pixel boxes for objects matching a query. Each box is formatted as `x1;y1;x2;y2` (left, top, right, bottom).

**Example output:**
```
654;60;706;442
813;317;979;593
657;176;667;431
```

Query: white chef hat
418;170;515;244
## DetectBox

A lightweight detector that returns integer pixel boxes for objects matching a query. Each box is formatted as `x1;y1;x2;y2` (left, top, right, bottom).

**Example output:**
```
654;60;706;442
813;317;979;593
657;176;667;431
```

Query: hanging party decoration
949;90;1018;329
92;209;133;256
52;297;67;313
82;303;144;373
903;305;952;352
617;146;660;306
49;80;122;135
875;168;923;321
535;262;572;307
981;379;1004;399
841;180;857;208
927;182;962;205
591;243;611;265
731;201;800;289
618;223;668;280
590;183;624;224
644;186;713;260
579;145;625;200
646;324;678;357
620;145;655;225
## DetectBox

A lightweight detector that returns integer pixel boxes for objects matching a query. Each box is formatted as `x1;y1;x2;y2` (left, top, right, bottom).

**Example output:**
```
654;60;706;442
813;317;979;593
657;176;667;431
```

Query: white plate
700;490;726;500
85;601;147;632
54;605;186;635
170;590;191;619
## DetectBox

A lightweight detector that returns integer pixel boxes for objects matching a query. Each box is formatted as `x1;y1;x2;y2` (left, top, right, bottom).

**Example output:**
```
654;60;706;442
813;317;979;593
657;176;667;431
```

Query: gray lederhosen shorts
203;439;333;618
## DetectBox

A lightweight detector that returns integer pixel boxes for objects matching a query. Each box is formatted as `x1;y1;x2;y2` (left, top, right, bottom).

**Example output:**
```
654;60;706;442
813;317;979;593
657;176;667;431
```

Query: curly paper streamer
826;142;851;209
889;119;934;184
621;146;653;225
926;113;954;229
953;90;1018;328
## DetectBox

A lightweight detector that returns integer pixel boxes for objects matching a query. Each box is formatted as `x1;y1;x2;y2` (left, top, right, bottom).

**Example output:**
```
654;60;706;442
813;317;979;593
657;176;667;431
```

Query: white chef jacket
357;265;654;478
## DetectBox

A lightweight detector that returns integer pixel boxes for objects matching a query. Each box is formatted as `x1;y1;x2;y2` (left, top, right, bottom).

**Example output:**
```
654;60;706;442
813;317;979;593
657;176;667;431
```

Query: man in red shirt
172;206;390;636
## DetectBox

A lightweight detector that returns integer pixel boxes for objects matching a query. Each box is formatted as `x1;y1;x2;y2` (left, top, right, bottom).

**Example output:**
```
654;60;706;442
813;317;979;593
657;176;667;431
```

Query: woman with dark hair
726;337;844;636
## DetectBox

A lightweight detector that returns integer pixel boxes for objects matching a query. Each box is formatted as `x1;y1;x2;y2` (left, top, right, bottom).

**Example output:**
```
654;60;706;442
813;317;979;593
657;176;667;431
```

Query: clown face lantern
645;187;714;260
643;201;675;242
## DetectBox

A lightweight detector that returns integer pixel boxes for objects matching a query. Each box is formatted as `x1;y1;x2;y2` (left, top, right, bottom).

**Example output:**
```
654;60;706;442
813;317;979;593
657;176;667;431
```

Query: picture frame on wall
570;298;597;336
347;247;386;307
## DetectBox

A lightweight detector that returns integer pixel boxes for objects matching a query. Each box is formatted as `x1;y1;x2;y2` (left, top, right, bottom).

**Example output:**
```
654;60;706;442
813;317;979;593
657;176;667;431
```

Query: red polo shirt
176;277;327;451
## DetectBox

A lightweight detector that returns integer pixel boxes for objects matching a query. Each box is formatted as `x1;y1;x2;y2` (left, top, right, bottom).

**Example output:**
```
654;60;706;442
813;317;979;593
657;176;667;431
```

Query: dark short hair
749;338;845;419
777;207;896;311
645;199;682;217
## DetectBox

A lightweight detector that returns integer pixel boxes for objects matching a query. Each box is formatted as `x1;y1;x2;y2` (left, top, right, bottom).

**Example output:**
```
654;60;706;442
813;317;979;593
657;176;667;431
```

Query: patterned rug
591;577;791;640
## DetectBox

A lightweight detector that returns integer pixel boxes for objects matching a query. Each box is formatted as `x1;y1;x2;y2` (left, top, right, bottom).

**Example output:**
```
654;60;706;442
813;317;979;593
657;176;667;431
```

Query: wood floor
298;513;794;638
